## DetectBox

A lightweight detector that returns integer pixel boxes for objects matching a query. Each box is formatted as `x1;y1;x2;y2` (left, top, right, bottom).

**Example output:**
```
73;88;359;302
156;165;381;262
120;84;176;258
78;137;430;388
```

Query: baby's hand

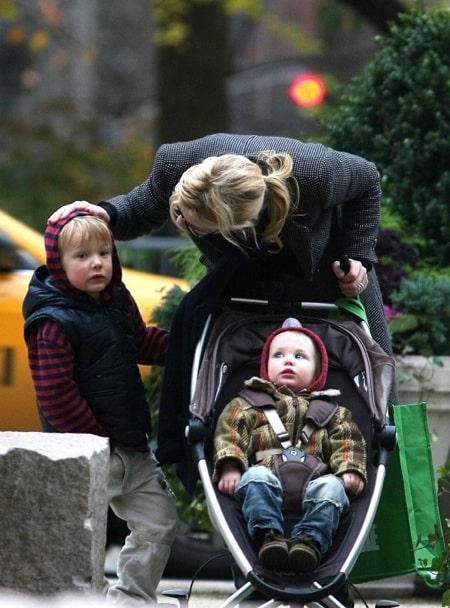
340;472;365;497
217;462;242;497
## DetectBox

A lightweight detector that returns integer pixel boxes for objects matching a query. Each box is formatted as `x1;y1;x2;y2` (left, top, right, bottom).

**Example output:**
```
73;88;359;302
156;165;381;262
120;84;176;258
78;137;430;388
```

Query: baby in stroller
213;318;367;575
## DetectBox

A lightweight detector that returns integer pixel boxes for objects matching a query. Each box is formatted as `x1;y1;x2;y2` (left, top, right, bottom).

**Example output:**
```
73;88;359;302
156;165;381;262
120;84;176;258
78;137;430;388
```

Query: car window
0;230;41;271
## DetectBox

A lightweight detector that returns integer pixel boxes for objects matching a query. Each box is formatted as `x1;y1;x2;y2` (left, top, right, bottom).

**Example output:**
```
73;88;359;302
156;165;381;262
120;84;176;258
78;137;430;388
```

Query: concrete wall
0;432;109;596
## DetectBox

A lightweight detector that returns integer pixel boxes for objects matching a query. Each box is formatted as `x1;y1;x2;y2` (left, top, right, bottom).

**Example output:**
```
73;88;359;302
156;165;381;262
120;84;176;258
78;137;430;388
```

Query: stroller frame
165;298;398;608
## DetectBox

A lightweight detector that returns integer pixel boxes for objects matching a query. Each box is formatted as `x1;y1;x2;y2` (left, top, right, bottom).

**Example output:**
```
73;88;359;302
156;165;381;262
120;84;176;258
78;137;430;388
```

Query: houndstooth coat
98;134;398;483
101;133;390;354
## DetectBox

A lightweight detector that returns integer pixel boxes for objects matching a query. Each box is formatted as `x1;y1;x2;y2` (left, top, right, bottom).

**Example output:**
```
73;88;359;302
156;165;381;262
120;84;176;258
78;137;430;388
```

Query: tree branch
339;0;408;33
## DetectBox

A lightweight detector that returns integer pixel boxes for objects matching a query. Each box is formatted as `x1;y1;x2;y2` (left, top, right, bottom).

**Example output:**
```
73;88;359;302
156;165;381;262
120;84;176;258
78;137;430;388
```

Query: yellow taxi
0;209;187;432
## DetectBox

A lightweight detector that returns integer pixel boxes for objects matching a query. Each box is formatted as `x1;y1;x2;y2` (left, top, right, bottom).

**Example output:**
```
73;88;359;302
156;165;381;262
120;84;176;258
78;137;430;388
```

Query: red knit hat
259;318;328;392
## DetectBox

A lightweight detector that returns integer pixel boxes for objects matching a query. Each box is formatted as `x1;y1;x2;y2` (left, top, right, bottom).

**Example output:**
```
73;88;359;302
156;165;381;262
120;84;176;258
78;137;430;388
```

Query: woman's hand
47;201;110;224
332;258;368;297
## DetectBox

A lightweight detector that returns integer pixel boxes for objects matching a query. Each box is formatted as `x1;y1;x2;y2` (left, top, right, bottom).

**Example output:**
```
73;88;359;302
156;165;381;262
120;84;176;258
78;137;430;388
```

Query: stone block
0;432;109;595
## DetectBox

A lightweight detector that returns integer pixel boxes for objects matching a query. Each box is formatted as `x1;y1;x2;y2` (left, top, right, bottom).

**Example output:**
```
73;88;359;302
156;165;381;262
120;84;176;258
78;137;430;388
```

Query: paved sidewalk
105;547;443;607
157;576;443;607
0;549;442;607
0;577;442;608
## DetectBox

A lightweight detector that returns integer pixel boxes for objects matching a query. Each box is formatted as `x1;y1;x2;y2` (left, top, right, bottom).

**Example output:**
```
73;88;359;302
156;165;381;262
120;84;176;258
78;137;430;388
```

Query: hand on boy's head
218;463;242;496
340;472;365;497
48;201;110;224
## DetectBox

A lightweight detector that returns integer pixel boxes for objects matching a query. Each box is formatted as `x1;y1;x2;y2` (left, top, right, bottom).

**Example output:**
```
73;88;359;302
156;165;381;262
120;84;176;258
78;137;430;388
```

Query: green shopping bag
350;402;444;586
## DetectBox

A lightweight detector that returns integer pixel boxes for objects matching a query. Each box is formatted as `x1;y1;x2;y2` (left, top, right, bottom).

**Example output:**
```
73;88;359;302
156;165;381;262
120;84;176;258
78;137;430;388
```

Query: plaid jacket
212;377;367;485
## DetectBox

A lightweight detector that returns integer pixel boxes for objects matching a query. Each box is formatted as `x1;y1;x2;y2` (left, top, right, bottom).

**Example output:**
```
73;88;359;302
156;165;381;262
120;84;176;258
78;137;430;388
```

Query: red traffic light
289;74;326;108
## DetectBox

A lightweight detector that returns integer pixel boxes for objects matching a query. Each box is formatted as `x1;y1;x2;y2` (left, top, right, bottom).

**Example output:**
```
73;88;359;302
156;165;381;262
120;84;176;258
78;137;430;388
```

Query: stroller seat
180;303;397;607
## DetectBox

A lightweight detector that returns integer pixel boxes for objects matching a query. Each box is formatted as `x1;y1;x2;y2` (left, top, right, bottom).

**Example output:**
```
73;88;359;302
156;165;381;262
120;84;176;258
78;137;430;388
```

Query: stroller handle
230;297;339;310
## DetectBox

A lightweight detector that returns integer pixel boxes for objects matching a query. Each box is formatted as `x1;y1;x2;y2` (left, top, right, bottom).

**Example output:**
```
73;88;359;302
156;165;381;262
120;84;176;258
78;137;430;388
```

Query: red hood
44;210;122;300
260;325;328;392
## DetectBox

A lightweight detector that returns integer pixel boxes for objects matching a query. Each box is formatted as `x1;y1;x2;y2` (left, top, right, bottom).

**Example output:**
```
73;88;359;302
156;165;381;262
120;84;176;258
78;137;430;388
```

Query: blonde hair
58;215;112;256
169;152;298;252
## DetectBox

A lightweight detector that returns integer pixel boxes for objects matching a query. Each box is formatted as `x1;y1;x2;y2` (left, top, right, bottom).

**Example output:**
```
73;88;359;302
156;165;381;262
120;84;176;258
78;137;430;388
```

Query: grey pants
106;447;178;605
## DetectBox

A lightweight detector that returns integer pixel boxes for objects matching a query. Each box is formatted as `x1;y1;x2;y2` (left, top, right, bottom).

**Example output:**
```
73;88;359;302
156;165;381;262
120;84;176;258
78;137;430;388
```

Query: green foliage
146;350;212;531
322;9;450;267
170;243;207;285
389;274;450;355
375;227;419;305
417;523;450;599
0;120;154;231
146;361;212;531
437;460;450;496
152;0;266;47
153;0;324;54
149;284;188;328
153;0;192;47
146;252;208;529
417;459;450;601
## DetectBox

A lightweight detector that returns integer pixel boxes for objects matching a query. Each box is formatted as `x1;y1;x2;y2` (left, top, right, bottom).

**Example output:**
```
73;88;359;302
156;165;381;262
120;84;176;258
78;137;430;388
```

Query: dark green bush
389;274;450;355
323;9;450;267
375;227;419;305
145;260;212;530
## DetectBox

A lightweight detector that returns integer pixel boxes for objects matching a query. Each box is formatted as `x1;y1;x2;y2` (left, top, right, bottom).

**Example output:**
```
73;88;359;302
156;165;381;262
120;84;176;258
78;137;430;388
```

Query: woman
50;133;393;486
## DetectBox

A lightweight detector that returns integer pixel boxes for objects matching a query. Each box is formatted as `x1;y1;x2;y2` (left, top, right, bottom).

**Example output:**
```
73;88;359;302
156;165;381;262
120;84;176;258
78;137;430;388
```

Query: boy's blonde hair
58;215;112;256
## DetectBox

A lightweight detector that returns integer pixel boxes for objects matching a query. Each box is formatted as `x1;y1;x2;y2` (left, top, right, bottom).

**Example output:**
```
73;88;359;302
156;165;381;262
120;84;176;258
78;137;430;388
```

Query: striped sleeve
26;319;107;436
127;291;169;366
212;398;254;480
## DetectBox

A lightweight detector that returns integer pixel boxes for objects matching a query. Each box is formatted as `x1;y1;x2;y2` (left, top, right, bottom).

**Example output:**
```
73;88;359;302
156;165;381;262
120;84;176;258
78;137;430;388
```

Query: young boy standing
213;320;367;574
23;212;177;605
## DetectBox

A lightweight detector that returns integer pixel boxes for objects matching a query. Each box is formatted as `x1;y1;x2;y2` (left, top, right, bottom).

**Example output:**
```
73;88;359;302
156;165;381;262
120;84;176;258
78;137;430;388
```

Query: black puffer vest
25;284;151;447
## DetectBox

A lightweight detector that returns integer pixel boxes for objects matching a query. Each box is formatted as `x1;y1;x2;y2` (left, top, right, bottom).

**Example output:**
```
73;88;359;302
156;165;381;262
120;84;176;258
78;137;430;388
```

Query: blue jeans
234;466;349;554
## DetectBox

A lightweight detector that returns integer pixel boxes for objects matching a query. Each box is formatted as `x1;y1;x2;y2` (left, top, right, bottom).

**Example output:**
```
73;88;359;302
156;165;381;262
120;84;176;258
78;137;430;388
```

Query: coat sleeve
212;398;254;481
100;139;213;240
282;139;381;267
319;147;381;266
125;288;168;365
326;405;368;484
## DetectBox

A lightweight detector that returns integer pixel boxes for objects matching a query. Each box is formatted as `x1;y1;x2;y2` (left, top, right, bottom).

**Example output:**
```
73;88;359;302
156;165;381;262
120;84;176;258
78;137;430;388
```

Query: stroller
162;298;440;607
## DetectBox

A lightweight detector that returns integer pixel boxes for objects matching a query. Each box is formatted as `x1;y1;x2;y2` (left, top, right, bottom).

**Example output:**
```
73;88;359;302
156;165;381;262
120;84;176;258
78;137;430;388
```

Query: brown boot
258;530;289;570
288;535;321;573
